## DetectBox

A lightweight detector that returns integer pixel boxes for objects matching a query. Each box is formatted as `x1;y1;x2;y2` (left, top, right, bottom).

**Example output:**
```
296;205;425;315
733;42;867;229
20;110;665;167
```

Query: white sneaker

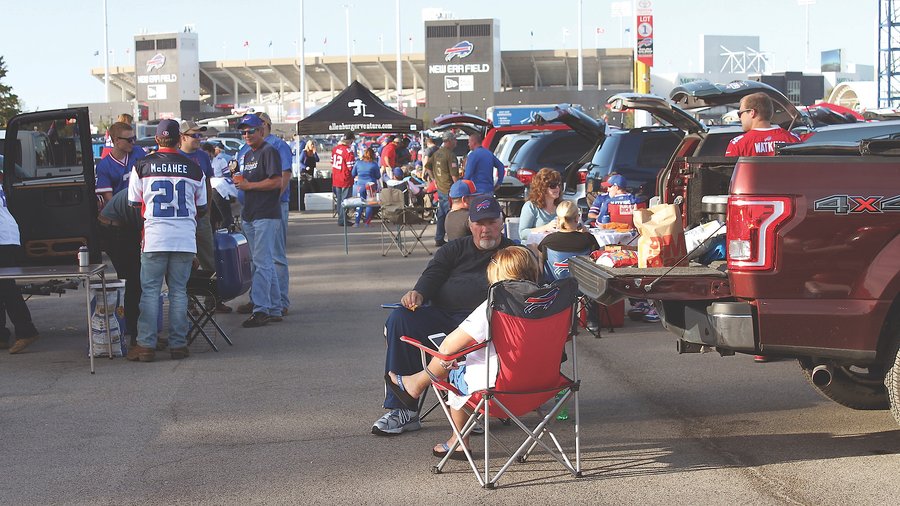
371;409;421;436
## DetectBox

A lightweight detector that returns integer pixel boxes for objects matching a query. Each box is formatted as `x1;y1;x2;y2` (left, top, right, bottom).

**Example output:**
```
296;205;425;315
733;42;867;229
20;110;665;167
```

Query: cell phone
427;333;446;349
380;303;404;309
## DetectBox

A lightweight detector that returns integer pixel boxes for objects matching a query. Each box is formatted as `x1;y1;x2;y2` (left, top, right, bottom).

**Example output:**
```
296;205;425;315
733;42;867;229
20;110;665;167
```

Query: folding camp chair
544;247;613;338
401;278;582;489
379;185;432;257
186;271;233;351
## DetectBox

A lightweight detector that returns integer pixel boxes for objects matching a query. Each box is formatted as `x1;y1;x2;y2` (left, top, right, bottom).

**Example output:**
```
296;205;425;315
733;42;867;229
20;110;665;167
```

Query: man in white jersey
127;120;208;362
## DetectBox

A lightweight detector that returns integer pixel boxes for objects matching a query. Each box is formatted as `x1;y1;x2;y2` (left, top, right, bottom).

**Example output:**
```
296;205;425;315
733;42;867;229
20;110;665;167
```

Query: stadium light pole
396;0;403;111
103;0;110;102
344;4;352;85
577;0;583;91
299;0;306;119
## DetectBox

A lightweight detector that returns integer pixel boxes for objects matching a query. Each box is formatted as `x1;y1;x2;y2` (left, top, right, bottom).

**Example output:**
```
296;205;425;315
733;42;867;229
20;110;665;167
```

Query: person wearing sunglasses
725;92;800;157
95;121;145;205
179;121;218;280
518;168;562;242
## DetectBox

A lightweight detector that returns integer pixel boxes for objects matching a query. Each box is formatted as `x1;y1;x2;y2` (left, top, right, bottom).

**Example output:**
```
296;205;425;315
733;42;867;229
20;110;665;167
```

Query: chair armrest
400;336;489;361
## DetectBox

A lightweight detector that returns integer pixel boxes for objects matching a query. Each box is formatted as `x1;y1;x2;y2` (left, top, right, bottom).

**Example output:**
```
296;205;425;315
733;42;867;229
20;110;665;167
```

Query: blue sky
2;0;878;110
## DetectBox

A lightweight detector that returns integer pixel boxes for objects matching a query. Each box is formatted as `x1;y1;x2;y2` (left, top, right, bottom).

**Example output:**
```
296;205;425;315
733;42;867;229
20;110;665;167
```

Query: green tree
0;56;22;127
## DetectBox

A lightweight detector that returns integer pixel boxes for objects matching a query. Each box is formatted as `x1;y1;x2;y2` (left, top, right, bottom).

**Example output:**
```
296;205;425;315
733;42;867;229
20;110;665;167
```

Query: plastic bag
593;249;638;268
633;204;687;268
89;282;127;357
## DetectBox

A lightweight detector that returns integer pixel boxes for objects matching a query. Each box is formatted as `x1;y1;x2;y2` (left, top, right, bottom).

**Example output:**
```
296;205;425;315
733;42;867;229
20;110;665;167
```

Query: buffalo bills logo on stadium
444;40;474;61
524;287;560;314
475;199;492;212
146;53;166;73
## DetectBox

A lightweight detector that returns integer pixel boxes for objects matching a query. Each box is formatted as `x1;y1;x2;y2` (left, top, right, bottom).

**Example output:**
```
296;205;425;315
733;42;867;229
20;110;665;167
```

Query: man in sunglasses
95;121;145;204
179;120;217;276
725;92;800;157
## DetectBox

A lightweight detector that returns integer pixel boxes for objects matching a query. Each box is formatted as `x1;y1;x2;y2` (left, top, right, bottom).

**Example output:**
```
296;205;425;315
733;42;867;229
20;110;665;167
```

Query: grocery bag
633;204;687;268
88;281;127;357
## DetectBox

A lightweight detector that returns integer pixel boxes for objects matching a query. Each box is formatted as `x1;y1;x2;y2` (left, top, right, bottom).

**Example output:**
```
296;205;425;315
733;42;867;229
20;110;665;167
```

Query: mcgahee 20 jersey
128;148;207;253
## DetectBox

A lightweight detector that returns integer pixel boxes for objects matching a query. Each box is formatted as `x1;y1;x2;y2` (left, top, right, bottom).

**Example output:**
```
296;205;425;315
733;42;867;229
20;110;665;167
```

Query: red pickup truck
571;97;900;425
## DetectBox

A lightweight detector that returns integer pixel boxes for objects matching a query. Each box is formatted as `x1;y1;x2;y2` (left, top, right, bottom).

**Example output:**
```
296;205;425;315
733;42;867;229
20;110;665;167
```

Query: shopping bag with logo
88;281;127;357
633;204;687;268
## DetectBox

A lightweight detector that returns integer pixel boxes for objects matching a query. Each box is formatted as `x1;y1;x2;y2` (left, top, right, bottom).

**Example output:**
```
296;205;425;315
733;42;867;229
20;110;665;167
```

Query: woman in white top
386;245;540;459
518;168;562;241
0;185;40;353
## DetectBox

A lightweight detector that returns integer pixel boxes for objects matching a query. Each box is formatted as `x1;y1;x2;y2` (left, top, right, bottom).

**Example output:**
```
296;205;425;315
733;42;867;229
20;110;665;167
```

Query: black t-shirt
241;142;282;221
538;231;598;256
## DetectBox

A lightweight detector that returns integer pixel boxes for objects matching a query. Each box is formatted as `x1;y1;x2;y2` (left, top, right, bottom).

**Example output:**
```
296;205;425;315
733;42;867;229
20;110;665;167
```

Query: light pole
577;0;583;91
299;0;306;119
103;0;110;102
797;0;816;70
344;4;352;84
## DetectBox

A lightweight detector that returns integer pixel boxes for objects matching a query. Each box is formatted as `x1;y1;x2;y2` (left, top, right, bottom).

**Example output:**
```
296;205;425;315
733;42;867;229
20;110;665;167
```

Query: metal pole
345;4;352;85
577;0;584;91
396;0;403;111
103;0;110;102
300;0;307;119
805;3;810;70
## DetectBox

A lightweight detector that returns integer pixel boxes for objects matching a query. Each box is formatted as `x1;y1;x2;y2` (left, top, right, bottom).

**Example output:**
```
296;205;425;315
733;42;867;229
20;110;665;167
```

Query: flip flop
384;373;420;411
432;443;469;461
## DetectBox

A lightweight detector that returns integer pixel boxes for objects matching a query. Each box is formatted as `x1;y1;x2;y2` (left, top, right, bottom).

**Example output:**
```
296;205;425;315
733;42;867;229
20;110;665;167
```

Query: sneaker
236;302;254;314
754;355;770;363
155;337;169;351
371;409;421;436
281;307;289;316
126;344;156;362
170;346;190;360
9;334;40;354
628;301;650;321
242;312;270;328
268;314;283;323
642;307;661;323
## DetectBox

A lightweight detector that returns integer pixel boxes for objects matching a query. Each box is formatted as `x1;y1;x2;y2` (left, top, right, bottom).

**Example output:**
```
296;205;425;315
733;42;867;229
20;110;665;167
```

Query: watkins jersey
0;185;20;246
725;127;800;157
128;148;207;253
331;143;355;188
95;145;145;195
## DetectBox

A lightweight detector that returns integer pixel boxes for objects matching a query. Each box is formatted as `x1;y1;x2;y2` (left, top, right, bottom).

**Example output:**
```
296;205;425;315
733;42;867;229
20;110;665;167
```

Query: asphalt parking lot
1;210;898;505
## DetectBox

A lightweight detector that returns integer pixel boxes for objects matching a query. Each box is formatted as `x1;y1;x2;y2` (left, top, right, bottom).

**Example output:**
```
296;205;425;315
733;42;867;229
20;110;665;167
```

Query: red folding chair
401;278;582;489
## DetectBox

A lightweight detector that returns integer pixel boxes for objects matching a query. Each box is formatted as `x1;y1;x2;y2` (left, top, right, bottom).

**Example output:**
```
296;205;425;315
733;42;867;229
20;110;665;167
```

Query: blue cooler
214;230;252;300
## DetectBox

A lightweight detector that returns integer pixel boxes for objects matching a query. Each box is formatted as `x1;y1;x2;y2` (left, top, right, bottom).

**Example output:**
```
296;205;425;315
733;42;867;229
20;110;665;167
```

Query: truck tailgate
569;256;731;304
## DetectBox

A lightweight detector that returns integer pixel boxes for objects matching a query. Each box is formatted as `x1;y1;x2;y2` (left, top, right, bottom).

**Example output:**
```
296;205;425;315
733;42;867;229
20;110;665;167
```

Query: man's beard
478;237;500;250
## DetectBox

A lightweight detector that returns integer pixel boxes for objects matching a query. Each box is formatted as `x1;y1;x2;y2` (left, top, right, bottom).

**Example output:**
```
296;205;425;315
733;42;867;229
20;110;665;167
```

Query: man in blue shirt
462;132;504;195
179;120;217;275
95;121;145;204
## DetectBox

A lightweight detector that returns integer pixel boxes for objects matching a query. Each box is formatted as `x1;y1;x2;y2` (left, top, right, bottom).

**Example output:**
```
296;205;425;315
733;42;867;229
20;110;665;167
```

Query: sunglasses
240;128;258;136
183;132;204;139
116;136;136;143
737;109;753;117
548;182;560;189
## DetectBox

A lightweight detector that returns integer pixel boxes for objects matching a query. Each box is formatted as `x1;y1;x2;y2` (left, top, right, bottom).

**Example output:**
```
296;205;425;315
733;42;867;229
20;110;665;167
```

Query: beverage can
232;172;244;185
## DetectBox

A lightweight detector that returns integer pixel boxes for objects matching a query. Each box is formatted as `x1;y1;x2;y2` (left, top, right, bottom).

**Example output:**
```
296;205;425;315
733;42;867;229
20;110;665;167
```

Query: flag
243;40;249;47
93;50;99;56
323;37;327;44
268;41;272;47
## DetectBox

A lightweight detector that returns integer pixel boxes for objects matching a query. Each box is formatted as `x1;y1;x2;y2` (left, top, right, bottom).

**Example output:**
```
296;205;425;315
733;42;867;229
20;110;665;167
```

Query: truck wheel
885;320;900;425
799;361;889;410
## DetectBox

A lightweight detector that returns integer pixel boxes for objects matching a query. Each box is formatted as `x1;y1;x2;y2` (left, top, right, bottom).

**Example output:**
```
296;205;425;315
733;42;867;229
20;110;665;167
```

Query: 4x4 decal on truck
814;195;900;214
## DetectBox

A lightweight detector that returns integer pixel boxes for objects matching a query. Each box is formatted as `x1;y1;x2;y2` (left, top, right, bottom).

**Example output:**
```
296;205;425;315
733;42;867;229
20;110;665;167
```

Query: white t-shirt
449;300;499;409
0;186;21;246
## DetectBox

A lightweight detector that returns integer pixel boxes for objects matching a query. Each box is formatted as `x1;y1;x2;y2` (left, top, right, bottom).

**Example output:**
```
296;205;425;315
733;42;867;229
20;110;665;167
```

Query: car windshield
589;134;621;170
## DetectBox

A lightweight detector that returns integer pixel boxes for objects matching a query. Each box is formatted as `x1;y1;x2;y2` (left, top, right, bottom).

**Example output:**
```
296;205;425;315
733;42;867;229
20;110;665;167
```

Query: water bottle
78;246;89;267
555;390;569;421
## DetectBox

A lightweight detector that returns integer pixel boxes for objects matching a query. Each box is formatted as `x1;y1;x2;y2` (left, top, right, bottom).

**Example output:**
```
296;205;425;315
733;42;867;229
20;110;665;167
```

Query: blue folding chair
544;247;611;338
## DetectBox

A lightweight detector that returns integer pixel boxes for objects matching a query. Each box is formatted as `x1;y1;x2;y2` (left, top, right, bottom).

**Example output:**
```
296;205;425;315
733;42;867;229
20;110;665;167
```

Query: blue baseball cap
468;195;502;222
155;119;180;139
392;167;404;179
449;179;475;198
601;174;627;188
238;114;264;128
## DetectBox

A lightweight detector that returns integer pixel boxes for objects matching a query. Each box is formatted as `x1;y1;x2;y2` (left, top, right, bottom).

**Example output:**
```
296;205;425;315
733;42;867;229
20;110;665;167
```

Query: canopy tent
296;81;424;135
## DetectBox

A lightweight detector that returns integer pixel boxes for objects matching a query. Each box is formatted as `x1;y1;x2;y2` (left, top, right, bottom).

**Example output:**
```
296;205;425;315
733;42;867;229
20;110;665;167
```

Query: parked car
493;131;541;175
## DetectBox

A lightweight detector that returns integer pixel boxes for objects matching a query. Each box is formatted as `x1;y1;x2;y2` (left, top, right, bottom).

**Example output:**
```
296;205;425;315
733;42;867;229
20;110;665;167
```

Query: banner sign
636;15;654;67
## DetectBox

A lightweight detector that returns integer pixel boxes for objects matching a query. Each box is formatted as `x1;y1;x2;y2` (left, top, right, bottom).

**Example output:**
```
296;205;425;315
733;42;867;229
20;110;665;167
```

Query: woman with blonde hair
537;200;598;261
298;140;319;211
385;246;540;459
518;168;562;241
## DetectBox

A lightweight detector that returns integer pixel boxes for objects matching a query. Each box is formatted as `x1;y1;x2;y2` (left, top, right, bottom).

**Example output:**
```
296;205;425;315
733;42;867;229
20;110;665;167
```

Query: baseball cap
392;167;405;179
179;119;207;134
601;174;627;188
441;131;456;142
155;119;180;139
468;195;502;222
238;114;264;128
341;132;355;141
256;112;272;125
449;179;475;198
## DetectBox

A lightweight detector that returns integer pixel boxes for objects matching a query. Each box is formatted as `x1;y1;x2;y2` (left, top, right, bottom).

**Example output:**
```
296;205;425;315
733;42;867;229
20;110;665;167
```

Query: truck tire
799;361;889;411
884;316;900;425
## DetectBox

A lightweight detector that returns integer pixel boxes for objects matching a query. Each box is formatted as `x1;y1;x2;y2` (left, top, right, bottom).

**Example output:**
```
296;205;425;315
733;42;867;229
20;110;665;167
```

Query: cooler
214;230;251;300
580;299;625;329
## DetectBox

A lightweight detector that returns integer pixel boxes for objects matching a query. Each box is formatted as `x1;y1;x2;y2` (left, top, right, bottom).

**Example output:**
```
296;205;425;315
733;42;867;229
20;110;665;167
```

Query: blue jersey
463;146;504;195
95;145;145;195
181;149;214;179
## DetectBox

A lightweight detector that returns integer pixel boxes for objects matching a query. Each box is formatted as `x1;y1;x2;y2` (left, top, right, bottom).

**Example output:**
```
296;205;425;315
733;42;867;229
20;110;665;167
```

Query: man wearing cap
372;195;513;436
235;114;284;328
445;179;475;241
179;121;217;276
462;132;504;195
95;121;145;205
587;173;640;224
425;132;459;247
332;133;356;226
127;120;207;362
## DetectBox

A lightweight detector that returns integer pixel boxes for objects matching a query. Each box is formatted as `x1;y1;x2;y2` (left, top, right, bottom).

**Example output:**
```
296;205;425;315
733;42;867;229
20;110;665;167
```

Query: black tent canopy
296;81;424;135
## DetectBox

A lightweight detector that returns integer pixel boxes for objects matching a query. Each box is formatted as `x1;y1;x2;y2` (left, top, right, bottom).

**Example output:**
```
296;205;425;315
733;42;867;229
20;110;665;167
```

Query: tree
0;56;22;127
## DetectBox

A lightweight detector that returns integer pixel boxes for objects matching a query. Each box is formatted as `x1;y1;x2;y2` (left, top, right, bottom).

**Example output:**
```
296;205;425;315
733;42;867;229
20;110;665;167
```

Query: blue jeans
333;186;352;225
136;251;194;349
434;191;449;242
242;218;282;316
273;201;290;314
355;184;376;224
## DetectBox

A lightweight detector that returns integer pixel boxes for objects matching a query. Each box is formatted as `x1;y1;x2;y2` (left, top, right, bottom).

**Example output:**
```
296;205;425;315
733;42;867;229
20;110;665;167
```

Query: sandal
432;443;468;461
384;373;420;411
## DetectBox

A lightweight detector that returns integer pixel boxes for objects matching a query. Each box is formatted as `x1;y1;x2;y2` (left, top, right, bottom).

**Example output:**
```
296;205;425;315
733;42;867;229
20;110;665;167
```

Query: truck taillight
727;196;792;271
517;168;535;186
